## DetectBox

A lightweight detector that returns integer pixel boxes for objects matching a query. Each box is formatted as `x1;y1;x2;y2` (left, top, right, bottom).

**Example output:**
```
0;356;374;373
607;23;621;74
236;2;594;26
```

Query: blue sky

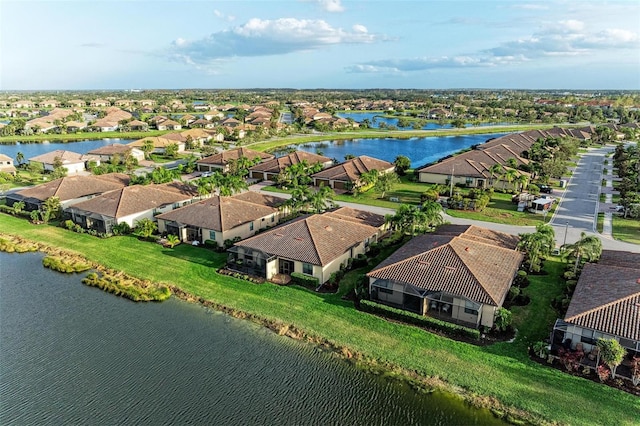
1;0;639;90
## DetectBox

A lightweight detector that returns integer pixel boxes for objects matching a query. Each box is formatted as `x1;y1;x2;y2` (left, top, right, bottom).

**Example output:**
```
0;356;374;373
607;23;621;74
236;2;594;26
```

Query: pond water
338;112;515;130
0;138;135;162
0;251;504;425
278;133;509;168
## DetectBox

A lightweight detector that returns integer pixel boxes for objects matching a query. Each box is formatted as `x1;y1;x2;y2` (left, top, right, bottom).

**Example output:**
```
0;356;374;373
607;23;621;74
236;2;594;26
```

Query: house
248;151;333;181
87;144;145;163
311;155;395;190
90;118;119;132
0;154;17;175
180;128;213;146
156;192;284;246
65;183;197;234
28;150;96;174
366;225;523;328
90;99;110;107
128;120;149;131
11;100;35;109
156;119;182;131
128;137;185;154
67;99;86;108
203;110;224;121
39;99;58;108
196;147;274;173
190;118;216;129
228;211;380;284
551;250;640;356
65;121;87;132
5;173;130;211
323;206;388;237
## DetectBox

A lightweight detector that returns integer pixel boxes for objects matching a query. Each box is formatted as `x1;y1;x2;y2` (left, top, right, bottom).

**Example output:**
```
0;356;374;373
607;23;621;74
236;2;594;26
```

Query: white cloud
170;18;384;65
350;19;639;73
213;9;235;22
318;0;344;13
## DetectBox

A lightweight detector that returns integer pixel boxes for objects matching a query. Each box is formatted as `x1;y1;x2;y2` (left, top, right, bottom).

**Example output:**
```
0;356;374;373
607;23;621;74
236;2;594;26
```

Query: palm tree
516;174;529;192
16;152;24;166
12;201;25;214
308;186;336;213
502;168;519;191
141;139;155;160
374;172;399;199
562;232;603;273
421;200;444;230
489;164;503;188
166;234;180;248
40;196;61;223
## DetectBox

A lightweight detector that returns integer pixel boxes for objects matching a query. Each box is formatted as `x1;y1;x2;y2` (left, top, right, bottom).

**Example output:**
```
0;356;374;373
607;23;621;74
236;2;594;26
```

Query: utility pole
562;221;569;247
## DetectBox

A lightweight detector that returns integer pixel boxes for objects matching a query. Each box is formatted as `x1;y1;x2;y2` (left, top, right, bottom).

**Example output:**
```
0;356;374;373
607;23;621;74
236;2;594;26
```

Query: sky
1;0;639;91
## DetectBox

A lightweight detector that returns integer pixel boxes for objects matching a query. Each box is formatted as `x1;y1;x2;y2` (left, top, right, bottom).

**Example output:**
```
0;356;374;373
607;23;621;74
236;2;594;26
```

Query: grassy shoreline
1;214;638;425
0;130;173;144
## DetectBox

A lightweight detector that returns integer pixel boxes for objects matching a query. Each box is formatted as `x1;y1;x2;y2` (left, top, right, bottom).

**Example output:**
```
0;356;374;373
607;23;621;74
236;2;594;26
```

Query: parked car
540;185;553;194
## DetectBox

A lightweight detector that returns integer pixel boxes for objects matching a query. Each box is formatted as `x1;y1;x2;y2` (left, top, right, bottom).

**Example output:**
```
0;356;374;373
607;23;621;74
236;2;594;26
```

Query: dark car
539;185;553;194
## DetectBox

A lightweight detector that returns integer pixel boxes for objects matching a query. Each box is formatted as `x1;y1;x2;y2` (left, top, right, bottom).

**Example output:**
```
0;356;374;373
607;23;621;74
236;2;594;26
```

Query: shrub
514;270;529;288
112;222;131;236
359;300;480;340
64;220;75;230
351;253;368;269
290;272;319;288
532;341;549;358
494;307;512;332
203;239;218;249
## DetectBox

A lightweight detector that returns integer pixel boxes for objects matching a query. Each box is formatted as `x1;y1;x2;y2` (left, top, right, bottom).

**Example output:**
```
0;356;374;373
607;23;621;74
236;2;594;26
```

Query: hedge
359;299;480;340
290;272;320;288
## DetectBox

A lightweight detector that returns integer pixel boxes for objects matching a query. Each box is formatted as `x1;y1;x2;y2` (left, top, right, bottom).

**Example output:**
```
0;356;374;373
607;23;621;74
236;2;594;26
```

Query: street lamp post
562;221;569;247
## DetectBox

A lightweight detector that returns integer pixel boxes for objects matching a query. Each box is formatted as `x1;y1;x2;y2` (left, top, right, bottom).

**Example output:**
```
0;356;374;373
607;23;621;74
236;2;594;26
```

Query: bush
351;253;368;269
290;272;319;288
203;239;218;249
112;222;131;236
359;300;480;340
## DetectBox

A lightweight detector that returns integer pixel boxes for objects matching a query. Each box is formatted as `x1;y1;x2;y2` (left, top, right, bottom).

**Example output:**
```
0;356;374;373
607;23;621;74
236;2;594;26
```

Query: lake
278;133;509;168
0;251;503;425
337;112;515;130
0;138;135;162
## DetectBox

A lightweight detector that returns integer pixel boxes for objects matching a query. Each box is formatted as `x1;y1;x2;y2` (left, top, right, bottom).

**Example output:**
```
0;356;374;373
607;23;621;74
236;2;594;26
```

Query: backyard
1;213;638;426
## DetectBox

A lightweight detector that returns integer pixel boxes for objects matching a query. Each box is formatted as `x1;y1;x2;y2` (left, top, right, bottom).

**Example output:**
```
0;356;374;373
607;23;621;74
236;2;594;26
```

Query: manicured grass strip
611;215;640;244
0;130;174;143
1;214;638;426
445;192;553;226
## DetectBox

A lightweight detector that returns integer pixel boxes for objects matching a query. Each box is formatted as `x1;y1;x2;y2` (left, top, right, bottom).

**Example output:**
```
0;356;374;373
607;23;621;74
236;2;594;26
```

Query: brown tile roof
156;193;280;232
128;136;177;148
87;143;137;156
14;174;129;202
29;150;87;165
230;191;284;208
249;151;332;174
67;184;195;218
235;213;378;266
197;147;274;166
324;206;386;228
598;250;640;269
162;132;187;142
367;228;523;306
564;262;640;342
311;155;394;182
434;224;520;250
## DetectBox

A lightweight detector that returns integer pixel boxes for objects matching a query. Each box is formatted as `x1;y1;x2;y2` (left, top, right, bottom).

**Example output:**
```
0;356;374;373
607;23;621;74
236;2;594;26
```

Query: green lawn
612;216;640;244
596;213;604;233
1;214;638;425
446;192;553;226
0;129;174;143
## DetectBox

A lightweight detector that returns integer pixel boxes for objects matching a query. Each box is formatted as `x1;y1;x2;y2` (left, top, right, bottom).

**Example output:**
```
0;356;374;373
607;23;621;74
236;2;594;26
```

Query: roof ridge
369;240;450;275
449;239;498;305
304;217;324;264
113;187;127;218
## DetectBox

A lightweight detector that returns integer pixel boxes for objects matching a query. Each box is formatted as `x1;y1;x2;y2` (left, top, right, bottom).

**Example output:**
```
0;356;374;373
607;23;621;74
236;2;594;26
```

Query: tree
134;218;157;239
489;164;503;188
16;152;24;166
12;201;25;214
41;196;61;223
165;143;179;159
494;308;512;332
359;169;379;190
374;172;399;199
562;232;603;273
166;234;180;248
308;186;336;213
596;338;626;378
420;200;444;229
394;155;411;176
141;139;155;159
502;168;519;191
517;224;555;272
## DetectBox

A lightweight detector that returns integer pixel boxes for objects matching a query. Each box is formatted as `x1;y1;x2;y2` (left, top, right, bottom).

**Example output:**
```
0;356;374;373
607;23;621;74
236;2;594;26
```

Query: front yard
612;215;640;244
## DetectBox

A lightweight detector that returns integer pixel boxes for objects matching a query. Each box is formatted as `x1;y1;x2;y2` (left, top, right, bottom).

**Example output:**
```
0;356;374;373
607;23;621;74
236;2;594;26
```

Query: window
464;300;479;315
209;231;216;241
271;215;275;223
302;263;313;275
580;329;599;345
375;280;394;294
249;222;254;231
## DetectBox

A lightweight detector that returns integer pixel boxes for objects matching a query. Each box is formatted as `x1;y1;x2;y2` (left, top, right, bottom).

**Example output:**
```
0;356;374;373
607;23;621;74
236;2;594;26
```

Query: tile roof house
87;144;145;163
196;147;274;173
366;225;523;328
552;250;640;355
417;128;593;189
0;153;17;175
5;174;130;211
311;155;395;190
248;151;333;181
29;150;96;174
65;183;197;234
128;137;185;154
156;192;284;246
228;211;380;284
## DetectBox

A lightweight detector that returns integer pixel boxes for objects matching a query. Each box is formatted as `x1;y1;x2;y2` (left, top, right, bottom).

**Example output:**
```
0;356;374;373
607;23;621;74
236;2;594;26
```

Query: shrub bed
359;299;480;340
42;254;92;273
82;271;171;302
291;272;320;289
